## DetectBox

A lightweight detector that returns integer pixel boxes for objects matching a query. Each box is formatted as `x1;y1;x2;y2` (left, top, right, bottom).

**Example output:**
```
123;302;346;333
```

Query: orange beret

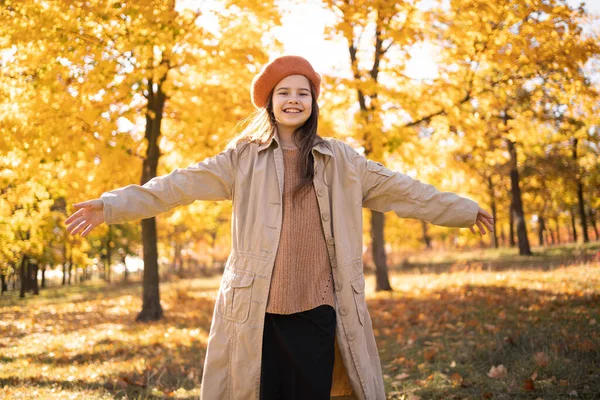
251;55;321;109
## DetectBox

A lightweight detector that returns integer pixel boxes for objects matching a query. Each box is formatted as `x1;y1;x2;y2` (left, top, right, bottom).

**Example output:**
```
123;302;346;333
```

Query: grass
397;241;600;273
1;254;599;399
368;263;600;399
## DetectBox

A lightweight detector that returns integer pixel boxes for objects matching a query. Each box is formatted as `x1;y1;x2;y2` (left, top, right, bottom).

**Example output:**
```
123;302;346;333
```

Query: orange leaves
450;372;463;387
523;378;535;391
422;347;438;361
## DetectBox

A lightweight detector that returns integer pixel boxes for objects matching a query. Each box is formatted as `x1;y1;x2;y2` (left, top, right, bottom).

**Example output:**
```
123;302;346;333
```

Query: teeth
285;109;301;113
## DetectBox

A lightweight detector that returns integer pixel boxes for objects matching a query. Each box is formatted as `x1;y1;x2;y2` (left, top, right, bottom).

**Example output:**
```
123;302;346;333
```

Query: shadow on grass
371;285;600;399
0;376;201;400
1;294;216;399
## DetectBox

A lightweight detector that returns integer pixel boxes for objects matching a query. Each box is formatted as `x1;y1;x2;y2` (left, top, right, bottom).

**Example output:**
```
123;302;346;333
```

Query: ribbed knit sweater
265;147;336;314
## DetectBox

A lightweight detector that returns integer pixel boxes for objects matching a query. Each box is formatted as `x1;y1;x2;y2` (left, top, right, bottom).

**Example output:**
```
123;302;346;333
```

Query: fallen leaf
523;379;535;391
487;364;508;379
450;372;463;387
534;351;549;367
483;392;493;399
394;373;410;380
484;323;496;332
531;371;538;381
423;347;437;361
559;379;569;386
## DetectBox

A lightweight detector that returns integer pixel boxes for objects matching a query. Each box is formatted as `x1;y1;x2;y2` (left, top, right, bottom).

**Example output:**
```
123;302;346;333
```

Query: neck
275;125;297;148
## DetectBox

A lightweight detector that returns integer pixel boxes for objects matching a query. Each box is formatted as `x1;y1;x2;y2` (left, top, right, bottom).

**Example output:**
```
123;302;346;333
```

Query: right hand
65;199;105;237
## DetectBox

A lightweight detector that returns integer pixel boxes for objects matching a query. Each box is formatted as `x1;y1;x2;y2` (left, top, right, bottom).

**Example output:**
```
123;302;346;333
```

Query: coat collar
257;133;333;157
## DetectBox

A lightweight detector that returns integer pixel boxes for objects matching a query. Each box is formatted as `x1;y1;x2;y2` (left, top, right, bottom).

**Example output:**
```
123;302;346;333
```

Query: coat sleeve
100;146;237;224
346;145;479;228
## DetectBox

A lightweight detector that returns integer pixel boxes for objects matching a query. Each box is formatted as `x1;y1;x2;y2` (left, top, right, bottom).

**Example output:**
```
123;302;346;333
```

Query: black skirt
260;304;337;400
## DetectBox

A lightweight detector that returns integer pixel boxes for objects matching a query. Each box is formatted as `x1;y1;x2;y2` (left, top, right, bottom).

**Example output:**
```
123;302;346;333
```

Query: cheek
303;100;313;118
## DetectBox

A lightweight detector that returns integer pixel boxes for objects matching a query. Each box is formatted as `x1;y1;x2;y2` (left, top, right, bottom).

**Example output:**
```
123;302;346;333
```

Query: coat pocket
350;274;366;326
367;160;394;177
217;269;255;324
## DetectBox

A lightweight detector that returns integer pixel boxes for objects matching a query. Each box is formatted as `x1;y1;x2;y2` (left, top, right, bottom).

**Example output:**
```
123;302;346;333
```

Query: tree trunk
548;226;555;245
123;254;129;283
509;202;516;247
538;216;545;247
487;176;498;248
41;265;46;288
68;252;73;285
554;217;561;244
136;74;167;322
506;139;532;255
572;138;589;243
371;211;392;291
19;256;27;298
421;220;432;249
106;225;113;283
347;17;392;292
570;208;578;243
30;261;39;295
1;273;6;294
588;208;598;241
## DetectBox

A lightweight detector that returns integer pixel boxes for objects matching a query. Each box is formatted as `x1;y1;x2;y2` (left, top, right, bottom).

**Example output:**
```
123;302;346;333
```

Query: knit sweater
265;147;336;314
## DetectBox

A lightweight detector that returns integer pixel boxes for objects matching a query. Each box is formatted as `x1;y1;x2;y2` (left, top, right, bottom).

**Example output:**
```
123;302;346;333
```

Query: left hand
470;207;494;235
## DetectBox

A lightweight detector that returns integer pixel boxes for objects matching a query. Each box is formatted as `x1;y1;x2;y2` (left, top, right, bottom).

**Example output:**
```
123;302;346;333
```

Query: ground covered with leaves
1;261;598;399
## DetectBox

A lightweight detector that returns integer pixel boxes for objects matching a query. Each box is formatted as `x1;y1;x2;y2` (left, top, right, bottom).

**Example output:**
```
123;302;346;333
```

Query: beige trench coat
101;134;479;400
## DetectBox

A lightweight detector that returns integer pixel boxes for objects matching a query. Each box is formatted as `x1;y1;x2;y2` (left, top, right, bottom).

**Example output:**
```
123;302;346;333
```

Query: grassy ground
400;241;600;272
1;249;599;399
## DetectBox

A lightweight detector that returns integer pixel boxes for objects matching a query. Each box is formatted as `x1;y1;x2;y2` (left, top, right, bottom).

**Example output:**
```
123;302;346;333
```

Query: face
271;74;313;132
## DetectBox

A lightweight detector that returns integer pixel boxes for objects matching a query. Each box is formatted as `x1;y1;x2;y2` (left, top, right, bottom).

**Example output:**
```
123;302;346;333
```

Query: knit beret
251;55;321;109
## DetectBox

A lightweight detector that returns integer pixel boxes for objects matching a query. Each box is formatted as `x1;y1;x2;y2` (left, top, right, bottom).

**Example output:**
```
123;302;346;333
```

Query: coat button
317;187;324;197
347;331;356;341
335;282;342;292
321;212;330;221
339;306;349;316
326;237;334;246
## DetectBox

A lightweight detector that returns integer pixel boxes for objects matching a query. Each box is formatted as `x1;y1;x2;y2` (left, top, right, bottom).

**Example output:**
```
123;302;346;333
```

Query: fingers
479;208;493;219
80;222;97;237
73;199;103;210
65;208;84;225
476;220;486;235
470;226;476;234
66;199;104;237
66;217;85;234
70;219;90;236
482;218;494;232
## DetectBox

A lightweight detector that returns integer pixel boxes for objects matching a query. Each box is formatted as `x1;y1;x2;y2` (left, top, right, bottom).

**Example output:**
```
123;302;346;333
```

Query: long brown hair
226;80;324;204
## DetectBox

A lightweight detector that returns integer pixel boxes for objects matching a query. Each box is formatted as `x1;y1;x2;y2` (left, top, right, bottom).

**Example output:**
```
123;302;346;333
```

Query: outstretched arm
346;144;491;231
65;146;237;237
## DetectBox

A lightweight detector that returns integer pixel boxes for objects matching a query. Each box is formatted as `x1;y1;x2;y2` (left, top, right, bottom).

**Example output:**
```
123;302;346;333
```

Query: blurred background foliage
1;0;599;295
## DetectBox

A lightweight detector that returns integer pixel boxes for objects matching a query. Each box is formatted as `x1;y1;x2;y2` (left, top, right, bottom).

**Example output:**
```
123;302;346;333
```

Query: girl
65;55;494;400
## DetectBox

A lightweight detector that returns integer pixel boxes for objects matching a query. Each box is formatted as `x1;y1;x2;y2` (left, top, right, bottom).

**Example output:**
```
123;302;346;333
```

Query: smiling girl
65;55;493;400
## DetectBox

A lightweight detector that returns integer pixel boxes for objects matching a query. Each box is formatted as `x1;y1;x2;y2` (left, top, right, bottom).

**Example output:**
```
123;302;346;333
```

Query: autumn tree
3;0;279;319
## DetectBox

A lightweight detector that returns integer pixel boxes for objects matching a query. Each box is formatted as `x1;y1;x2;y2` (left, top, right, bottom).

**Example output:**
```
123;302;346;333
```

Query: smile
284;109;302;113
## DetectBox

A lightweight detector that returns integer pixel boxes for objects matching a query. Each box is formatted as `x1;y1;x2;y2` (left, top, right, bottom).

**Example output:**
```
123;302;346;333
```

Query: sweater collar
257;133;333;157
